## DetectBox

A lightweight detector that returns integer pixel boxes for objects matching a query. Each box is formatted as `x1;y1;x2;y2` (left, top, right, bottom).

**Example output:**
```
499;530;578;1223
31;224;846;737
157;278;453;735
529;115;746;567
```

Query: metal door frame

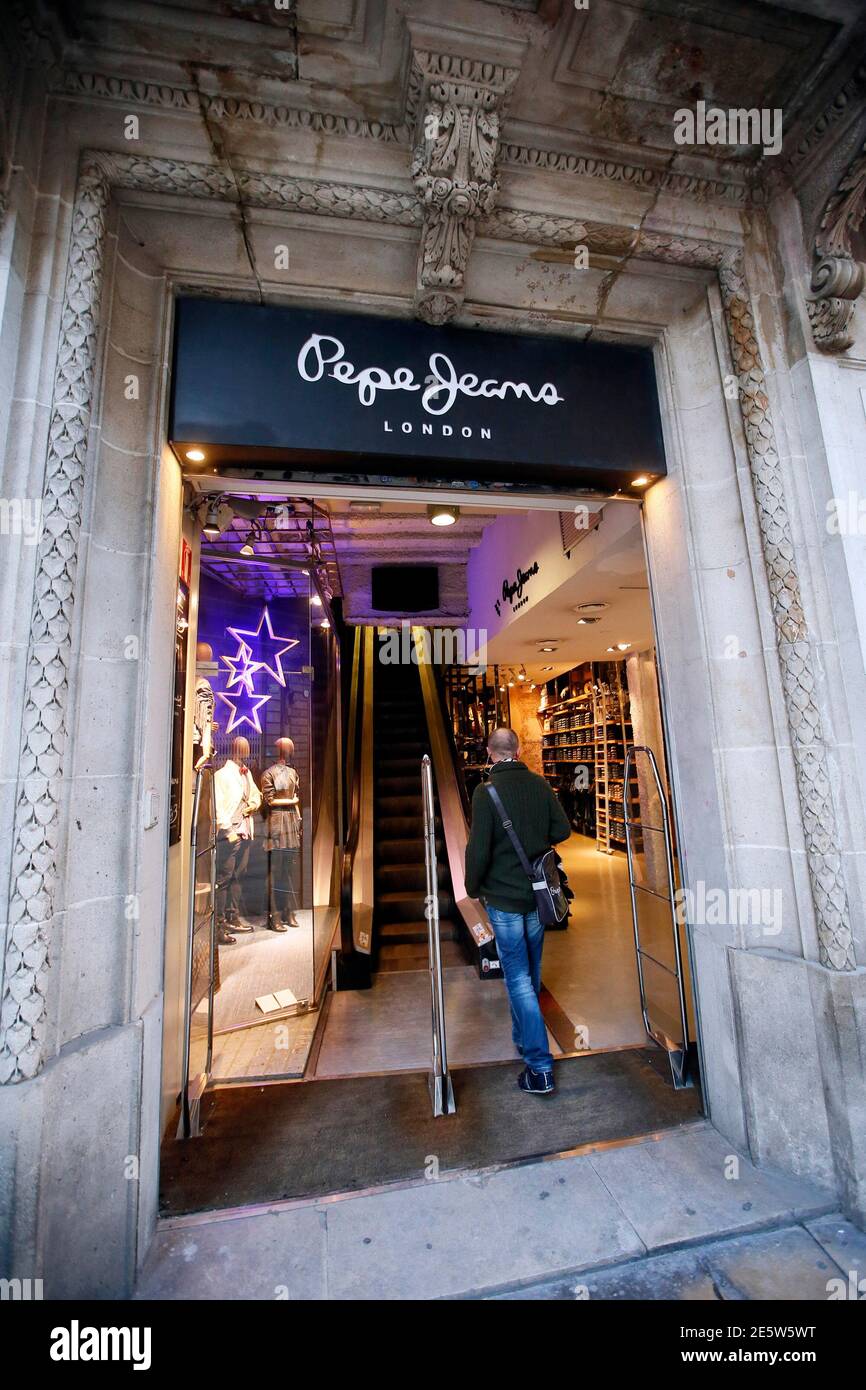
179;763;217;1137
623;744;691;1090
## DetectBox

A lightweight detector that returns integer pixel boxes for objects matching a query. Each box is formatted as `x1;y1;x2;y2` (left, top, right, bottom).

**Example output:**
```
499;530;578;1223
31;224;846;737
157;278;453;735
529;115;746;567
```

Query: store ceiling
481;503;653;678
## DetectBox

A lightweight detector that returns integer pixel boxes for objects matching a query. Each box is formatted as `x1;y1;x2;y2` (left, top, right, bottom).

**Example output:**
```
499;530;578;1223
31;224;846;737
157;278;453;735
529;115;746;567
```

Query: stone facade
0;0;865;1294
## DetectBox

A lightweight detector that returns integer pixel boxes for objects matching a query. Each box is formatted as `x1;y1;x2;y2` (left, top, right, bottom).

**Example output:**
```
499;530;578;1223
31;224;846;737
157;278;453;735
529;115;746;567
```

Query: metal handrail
623;744;691;1089
421;754;456;1117
339;626;375;959
180;762;217;1137
413;628;498;970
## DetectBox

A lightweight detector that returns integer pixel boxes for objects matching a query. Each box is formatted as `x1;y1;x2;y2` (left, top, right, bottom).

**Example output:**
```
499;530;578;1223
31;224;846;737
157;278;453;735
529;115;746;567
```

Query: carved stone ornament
409;51;518;322
0;146;856;1085
807;139;866;353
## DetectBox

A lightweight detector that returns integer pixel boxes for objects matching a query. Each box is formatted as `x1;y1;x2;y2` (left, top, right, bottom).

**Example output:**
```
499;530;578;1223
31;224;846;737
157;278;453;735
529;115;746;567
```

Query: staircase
373;658;465;972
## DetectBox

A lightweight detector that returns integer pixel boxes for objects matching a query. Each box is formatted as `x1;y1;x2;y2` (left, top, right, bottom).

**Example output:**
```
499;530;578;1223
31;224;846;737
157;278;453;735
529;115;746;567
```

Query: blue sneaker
518;1066;555;1095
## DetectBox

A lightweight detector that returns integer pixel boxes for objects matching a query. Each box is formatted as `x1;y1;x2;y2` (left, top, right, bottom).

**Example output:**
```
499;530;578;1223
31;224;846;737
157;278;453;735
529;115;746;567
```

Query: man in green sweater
465;727;571;1094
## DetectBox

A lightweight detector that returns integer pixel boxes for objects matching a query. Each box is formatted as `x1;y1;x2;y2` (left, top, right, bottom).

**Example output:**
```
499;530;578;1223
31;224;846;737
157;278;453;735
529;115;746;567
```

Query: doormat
160;1048;702;1217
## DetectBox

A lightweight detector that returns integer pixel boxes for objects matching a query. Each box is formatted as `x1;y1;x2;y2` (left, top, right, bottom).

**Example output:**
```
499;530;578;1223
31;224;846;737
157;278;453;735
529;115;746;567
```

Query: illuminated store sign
171;298;666;484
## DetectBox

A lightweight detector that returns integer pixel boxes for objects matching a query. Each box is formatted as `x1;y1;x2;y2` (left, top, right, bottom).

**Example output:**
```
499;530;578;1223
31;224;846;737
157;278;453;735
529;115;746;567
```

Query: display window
187;561;339;1068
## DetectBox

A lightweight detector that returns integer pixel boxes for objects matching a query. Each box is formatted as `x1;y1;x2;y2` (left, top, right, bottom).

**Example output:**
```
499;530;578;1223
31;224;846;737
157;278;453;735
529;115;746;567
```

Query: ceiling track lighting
239;525;258;557
201;495;223;540
428;503;460;527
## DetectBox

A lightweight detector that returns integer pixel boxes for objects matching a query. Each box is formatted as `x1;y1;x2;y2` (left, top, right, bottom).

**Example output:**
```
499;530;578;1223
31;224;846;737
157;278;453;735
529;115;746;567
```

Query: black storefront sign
170;298;666;485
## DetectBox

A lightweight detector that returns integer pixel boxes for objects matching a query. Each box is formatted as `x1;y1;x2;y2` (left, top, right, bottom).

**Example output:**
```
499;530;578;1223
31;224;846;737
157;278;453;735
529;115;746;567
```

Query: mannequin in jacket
261;736;302;931
214;735;262;944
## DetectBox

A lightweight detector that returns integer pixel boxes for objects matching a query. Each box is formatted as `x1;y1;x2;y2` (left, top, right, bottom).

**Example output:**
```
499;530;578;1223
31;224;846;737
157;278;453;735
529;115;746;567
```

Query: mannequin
193;641;217;770
213;734;262;944
261;736;302;931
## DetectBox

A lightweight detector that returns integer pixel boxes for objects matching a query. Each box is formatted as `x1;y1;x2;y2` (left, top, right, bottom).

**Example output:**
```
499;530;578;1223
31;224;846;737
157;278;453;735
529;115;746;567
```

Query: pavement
134;1120;860;1301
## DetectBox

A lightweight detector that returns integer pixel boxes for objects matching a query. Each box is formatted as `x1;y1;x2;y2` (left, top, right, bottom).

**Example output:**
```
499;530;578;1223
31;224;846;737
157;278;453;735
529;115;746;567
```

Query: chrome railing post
421;754;456;1117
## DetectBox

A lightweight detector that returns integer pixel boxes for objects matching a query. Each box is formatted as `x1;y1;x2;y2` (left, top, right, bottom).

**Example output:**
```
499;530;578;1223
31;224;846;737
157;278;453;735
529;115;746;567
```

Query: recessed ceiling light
185;447;206;463
574;602;608;614
428;504;459;527
631;475;650;487
576;617;600;625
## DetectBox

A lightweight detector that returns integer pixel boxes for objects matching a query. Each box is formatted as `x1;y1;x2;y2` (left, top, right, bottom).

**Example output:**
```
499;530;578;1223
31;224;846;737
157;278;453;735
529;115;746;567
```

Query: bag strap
485;784;535;882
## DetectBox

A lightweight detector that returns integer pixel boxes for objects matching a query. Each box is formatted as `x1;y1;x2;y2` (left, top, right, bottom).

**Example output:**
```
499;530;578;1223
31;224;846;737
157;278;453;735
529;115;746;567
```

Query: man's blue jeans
486;905;553;1074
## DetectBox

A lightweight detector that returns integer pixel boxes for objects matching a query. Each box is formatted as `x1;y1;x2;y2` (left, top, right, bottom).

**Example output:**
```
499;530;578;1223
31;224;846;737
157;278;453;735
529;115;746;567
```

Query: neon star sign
227;606;299;687
215;686;272;736
220;641;258;695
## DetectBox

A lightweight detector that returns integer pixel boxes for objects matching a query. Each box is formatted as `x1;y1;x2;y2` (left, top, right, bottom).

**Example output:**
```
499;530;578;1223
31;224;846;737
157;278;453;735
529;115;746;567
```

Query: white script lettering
297;333;564;417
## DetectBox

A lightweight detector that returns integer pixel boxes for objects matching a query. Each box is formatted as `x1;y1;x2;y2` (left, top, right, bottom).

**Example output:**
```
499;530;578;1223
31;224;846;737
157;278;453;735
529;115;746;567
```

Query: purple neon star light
226;606;299;687
220;641;257;695
215;686;272;736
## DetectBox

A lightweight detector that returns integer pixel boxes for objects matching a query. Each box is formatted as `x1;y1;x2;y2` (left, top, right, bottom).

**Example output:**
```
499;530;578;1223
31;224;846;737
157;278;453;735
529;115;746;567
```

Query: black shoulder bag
485;785;569;926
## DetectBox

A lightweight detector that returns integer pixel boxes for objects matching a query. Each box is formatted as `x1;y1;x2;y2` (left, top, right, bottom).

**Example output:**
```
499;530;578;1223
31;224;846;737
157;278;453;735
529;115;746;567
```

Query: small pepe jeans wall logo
673;100;783;158
494;560;539;618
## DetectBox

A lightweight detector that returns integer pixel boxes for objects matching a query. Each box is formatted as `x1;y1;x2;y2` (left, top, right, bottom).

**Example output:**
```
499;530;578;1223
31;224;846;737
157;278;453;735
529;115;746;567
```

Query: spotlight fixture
428;504;460;527
517;666;527;681
499;683;506;692
310;593;322;607
631;475;650;487
507;675;515;688
185;447;206;463
320;618;331;630
202;496;223;540
606;642;632;652
240;526;257;557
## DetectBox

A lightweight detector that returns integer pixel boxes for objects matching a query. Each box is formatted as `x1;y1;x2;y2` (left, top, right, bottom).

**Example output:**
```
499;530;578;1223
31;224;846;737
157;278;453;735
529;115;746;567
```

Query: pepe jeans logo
495;560;539;617
297;333;565;440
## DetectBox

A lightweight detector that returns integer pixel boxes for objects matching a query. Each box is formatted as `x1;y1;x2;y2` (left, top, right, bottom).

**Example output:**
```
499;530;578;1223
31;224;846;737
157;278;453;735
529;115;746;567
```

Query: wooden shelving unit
538;660;639;854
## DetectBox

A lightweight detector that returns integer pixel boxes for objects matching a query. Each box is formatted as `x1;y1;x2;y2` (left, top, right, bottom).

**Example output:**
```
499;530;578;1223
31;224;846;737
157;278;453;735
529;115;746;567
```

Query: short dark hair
488;726;519;756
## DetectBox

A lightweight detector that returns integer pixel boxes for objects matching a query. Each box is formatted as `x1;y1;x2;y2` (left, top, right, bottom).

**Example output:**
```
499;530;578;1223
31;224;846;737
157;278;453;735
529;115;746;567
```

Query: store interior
179;488;694;1096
